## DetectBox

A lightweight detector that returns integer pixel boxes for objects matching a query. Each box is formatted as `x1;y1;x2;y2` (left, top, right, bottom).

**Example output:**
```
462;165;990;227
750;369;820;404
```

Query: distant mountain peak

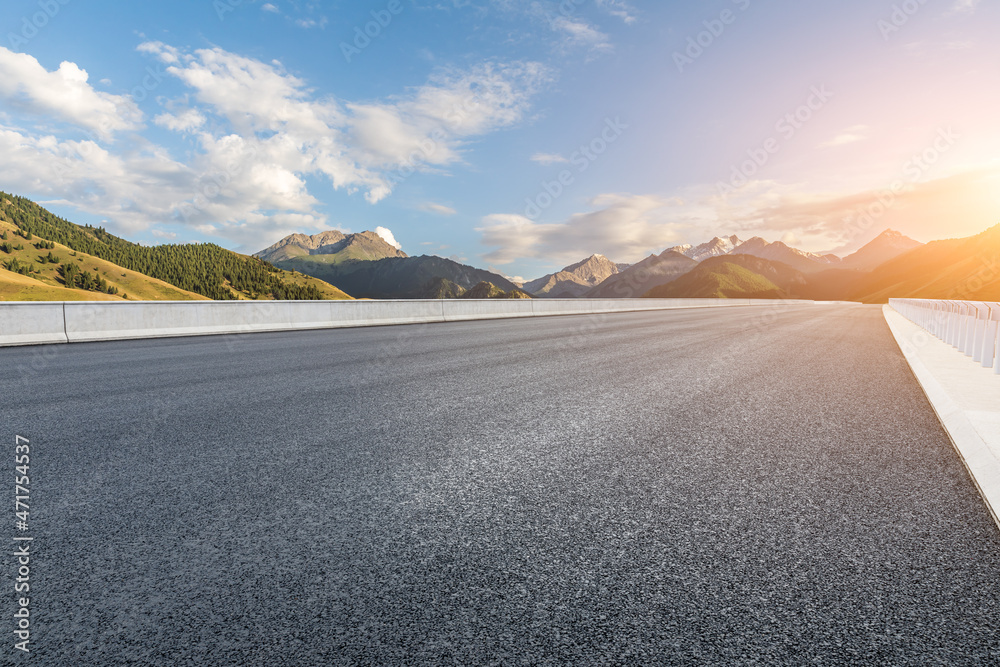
256;229;407;264
665;235;745;263
730;236;835;273
840;229;922;271
524;253;620;297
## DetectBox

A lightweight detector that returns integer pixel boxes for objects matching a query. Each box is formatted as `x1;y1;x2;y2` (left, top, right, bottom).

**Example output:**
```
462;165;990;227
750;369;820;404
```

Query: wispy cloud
153;108;206;133
949;0;981;14
294;17;328;29
529;152;569;165
256;2;327;29
708;167;1000;252
478;166;1000;264
550;16;613;53
480;1;624;56
819;124;868;149
596;0;638;24
420;202;457;215
903;39;975;55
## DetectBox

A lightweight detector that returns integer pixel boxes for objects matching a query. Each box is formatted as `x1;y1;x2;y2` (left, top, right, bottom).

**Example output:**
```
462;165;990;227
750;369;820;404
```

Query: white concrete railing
0;298;827;347
890;298;1000;375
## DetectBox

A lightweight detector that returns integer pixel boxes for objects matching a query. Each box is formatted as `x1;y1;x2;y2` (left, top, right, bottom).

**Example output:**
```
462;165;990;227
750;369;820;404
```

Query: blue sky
1;0;998;281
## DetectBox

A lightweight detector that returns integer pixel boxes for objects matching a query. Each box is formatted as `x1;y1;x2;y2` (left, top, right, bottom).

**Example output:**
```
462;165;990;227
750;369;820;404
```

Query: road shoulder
884;305;1000;527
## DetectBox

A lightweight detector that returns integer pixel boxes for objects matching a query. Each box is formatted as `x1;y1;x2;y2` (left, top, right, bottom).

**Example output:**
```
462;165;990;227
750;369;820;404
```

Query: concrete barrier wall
0;302;67;345
61;300;449;342
443;300;533;321
1;297;823;347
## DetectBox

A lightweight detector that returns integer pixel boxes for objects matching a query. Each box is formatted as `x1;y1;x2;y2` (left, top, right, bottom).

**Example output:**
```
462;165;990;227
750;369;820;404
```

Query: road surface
2;303;998;665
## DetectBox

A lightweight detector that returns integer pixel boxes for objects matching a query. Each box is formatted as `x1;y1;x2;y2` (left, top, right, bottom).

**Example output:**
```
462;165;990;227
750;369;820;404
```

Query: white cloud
0;47;141;139
0;39;549;253
550;16;613;53
596;0;638;24
420;202;457;215
903;39;975;54
261;3;280;12
478;165;1000;266
712;167;1000;252
375;226;402;250
294;17;328;29
139;43;549;207
0;43;546;251
819;124;868;148
154;109;206;133
0;125;194;233
136;41;179;65
530;152;569;165
950;0;981;14
478;194;686;264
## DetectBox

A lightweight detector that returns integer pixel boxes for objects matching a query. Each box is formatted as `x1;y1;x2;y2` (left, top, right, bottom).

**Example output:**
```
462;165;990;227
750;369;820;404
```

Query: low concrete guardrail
1;298;830;347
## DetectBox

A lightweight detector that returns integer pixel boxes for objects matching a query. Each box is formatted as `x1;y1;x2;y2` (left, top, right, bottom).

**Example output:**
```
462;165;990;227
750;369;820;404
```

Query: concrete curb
883;305;1000;529
0;298;835;347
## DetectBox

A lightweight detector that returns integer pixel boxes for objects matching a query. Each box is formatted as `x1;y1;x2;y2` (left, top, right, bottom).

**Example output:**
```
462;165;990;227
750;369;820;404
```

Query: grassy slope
0;218;210;301
273;267;353;300
643;254;803;299
0;196;352;301
645;261;786;298
0;269;121;301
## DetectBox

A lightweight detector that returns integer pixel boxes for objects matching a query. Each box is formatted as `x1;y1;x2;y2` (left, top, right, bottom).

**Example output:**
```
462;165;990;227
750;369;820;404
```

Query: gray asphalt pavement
2;303;999;665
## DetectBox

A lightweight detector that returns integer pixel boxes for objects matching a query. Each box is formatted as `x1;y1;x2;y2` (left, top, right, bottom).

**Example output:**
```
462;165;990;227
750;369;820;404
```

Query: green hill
643;255;806;299
423;277;467;299
272;253;518;299
458;281;532;299
0;193;351;301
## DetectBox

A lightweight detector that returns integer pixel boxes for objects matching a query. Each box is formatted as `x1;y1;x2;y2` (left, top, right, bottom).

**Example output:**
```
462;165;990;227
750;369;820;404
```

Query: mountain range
522;254;621;297
644;226;1000;302
585;250;698;298
2;192;997;304
728;237;841;273
256;231;517;299
668;235;743;262
253;224;999;303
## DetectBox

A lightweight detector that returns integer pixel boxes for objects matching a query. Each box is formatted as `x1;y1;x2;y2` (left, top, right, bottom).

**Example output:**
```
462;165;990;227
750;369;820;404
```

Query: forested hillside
0;194;350;300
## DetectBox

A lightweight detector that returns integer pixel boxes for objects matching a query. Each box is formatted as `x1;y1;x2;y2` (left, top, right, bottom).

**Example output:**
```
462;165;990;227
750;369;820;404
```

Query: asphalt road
2;303;999;665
